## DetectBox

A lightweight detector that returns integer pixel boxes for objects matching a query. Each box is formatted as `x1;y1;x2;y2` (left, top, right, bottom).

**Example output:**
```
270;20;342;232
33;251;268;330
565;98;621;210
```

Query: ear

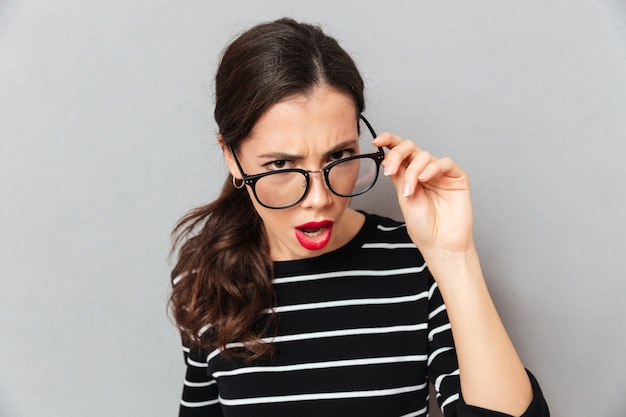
219;135;242;180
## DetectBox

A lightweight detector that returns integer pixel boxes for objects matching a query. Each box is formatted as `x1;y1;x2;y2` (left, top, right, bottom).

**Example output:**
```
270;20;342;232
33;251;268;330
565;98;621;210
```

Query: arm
373;133;534;416
431;247;533;415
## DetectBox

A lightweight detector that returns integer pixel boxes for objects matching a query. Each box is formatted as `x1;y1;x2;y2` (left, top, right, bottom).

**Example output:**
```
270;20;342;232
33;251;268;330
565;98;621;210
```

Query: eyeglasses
229;115;384;209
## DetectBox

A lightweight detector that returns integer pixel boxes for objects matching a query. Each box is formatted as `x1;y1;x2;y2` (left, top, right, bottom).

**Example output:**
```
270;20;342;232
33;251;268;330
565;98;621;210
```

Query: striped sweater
176;212;548;417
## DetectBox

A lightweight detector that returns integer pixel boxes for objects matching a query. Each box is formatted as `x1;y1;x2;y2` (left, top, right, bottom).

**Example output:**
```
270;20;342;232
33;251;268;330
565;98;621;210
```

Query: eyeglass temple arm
359;115;384;154
228;144;249;178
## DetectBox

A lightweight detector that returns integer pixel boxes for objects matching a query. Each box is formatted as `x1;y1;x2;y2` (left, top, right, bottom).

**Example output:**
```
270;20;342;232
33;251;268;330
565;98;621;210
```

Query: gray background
1;1;625;416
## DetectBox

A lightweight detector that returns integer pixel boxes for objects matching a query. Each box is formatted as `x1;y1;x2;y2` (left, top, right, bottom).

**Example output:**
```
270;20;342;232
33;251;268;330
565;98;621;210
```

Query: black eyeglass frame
229;115;385;209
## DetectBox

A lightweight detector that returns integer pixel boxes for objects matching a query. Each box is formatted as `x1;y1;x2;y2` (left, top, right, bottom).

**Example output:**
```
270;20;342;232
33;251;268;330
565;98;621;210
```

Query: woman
169;18;549;417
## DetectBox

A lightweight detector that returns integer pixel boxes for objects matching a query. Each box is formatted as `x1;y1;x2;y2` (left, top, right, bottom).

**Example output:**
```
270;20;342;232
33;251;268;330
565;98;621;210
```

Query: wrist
422;245;483;289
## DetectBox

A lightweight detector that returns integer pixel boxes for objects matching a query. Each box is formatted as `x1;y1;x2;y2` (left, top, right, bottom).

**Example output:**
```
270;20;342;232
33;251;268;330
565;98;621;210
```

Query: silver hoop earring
232;176;245;189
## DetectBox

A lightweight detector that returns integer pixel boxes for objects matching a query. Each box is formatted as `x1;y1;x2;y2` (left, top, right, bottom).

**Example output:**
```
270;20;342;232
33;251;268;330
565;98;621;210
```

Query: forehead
243;86;358;153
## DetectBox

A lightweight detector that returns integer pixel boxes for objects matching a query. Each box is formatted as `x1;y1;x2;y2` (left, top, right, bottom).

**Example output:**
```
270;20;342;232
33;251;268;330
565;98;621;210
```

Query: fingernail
402;182;411;197
382;162;392;176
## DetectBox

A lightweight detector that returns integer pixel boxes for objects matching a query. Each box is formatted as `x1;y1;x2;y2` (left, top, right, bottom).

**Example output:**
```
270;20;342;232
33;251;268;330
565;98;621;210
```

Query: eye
329;148;356;162
265;160;291;171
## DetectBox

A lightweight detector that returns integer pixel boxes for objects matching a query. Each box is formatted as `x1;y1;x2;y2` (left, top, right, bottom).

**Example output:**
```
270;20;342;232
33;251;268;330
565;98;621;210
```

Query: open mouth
295;220;334;250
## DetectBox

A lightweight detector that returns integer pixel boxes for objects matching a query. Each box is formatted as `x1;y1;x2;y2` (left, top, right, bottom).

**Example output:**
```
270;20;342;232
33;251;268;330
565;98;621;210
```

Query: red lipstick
294;220;334;250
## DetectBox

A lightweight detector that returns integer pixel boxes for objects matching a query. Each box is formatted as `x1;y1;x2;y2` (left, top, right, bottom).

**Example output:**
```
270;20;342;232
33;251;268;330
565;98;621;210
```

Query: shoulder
356;212;425;266
361;211;413;244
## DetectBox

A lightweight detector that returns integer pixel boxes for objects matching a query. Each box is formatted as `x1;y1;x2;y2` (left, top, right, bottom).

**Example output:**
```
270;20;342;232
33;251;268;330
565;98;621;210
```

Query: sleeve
426;273;463;416
456;371;550;417
178;343;223;417
426;274;550;417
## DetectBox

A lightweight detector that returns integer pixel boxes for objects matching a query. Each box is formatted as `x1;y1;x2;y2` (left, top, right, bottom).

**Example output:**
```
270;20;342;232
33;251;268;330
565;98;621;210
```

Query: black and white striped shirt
176;213;548;417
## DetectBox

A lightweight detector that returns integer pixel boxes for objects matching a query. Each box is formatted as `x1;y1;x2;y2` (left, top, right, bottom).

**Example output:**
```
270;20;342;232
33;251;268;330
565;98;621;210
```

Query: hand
374;134;535;415
373;133;475;256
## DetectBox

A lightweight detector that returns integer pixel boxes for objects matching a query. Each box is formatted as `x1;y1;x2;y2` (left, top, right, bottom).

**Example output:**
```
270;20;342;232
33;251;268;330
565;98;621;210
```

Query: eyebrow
256;139;359;161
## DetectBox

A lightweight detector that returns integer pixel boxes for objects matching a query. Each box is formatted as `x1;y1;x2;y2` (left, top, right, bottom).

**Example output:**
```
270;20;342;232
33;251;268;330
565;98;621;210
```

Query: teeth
303;229;322;237
302;227;323;237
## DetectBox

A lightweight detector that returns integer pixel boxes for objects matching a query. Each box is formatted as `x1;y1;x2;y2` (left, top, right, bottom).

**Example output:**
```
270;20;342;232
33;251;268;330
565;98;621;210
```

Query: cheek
255;207;295;246
248;194;282;227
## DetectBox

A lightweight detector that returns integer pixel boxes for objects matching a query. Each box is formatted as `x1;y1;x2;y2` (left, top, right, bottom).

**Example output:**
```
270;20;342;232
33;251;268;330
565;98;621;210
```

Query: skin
376;119;534;416
223;84;533;415
222;86;365;261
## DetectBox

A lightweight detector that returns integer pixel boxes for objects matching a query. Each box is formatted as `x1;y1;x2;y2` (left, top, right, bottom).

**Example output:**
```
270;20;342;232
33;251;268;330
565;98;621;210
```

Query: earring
232;176;245;189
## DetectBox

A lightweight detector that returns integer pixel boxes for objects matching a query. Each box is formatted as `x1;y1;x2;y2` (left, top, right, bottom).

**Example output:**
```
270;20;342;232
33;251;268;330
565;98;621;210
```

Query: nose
300;170;332;209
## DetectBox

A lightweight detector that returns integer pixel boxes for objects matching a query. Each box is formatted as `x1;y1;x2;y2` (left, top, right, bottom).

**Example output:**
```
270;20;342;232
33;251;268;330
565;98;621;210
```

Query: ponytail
169;176;276;360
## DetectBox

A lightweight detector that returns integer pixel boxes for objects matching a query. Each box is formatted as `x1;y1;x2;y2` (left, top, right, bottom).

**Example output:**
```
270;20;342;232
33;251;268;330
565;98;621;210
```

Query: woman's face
224;85;365;261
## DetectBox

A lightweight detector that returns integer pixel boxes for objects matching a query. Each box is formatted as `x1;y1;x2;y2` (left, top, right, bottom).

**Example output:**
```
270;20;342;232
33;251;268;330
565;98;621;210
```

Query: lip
294;220;334;251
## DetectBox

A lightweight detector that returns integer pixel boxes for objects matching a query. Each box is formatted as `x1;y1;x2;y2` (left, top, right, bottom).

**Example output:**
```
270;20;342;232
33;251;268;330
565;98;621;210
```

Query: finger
372;132;409;150
401;155;468;196
383;142;420;176
402;151;436;196
375;136;422;176
418;157;465;183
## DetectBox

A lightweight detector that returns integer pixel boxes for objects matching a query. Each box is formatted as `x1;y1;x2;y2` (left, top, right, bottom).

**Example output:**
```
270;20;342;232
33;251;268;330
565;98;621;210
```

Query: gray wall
1;1;625;416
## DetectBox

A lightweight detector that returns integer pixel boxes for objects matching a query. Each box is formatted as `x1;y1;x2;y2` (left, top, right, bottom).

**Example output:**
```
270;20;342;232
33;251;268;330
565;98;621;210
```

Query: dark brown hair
169;18;365;360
